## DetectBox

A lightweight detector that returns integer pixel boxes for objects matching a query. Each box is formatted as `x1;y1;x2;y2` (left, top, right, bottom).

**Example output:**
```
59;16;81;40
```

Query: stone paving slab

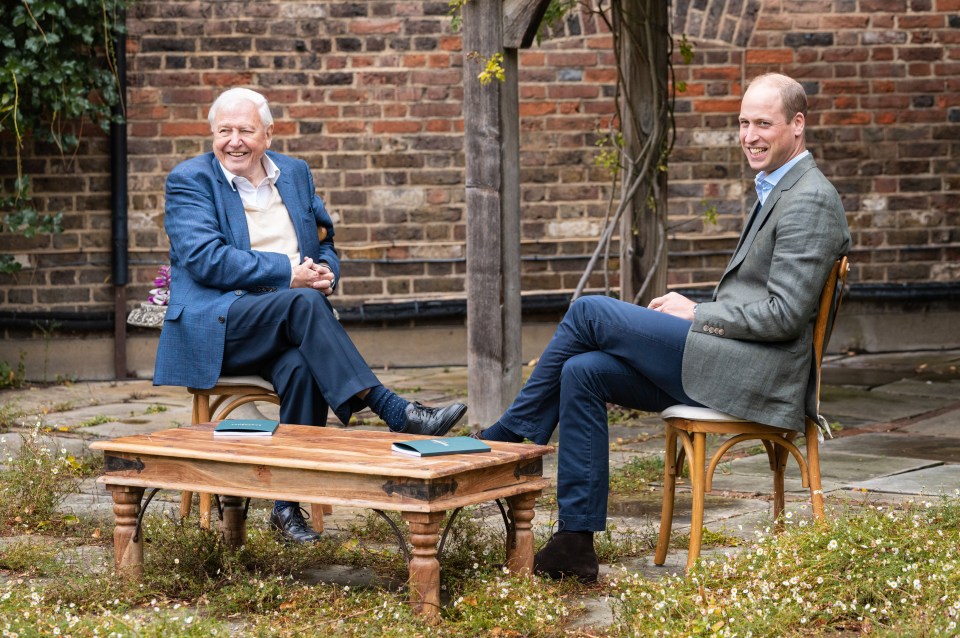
873;379;960;400
716;449;941;484
898;410;960;437
848;464;960;497
819;385;955;426
826;431;960;464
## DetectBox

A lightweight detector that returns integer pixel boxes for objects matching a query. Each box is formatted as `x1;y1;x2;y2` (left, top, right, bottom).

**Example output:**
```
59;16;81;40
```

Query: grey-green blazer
681;154;851;432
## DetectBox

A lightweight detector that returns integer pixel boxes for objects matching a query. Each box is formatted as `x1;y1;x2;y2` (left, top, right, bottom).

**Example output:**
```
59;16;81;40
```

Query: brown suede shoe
533;531;599;584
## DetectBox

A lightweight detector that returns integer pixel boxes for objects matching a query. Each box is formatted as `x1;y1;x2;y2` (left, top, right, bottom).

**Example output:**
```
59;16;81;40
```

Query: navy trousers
498;295;702;532
221;289;380;426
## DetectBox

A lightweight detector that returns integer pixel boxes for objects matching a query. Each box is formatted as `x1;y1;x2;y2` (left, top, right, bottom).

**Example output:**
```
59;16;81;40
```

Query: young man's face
738;81;805;174
212;100;273;183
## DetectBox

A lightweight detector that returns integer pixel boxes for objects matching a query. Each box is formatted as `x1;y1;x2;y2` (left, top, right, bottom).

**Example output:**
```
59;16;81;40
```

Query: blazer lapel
718;155;819;288
210;155;251;249
273;164;308;261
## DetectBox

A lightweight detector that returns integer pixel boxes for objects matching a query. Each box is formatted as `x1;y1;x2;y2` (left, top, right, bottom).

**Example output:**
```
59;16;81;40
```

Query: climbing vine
0;0;128;274
571;0;682;303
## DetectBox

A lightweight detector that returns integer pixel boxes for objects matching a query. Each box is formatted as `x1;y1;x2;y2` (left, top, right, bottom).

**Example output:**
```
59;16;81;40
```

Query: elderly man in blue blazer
154;88;466;542
474;73;852;582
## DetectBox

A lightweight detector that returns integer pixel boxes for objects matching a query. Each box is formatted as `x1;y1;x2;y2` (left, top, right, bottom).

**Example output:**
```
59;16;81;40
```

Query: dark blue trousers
221;289;380;426
499;295;702;532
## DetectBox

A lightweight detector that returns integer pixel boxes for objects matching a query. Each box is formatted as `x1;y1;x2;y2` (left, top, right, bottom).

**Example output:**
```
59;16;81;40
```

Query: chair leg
806;422;825;520
772;443;789;529
654;425;679;565
685;432;707;572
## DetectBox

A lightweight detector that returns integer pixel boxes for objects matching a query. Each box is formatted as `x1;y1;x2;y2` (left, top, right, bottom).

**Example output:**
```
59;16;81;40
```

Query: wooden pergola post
617;0;670;306
462;0;551;427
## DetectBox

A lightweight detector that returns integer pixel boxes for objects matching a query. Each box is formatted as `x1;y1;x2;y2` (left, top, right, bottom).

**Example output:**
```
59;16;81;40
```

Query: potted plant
126;266;170;329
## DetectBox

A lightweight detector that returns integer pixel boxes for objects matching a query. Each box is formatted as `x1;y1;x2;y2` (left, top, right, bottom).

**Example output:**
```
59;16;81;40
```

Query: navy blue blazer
153;150;338;389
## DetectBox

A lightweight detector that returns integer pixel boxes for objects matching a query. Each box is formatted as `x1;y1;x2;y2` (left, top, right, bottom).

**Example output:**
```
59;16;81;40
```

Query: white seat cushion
660;404;749;422
213;375;276;392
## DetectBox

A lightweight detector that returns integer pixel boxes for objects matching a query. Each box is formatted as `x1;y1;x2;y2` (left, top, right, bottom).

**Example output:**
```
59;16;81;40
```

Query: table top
91;423;554;480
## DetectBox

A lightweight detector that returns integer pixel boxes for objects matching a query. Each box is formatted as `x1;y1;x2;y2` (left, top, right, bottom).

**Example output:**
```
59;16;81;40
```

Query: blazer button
718;328;725;336
218;316;225;324
235;290;243;296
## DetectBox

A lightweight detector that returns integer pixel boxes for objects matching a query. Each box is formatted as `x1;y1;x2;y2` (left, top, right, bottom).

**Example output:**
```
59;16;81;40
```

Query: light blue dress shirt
755;150;810;206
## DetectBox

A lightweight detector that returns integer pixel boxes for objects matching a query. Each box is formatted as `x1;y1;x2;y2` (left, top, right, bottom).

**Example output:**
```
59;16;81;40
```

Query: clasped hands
648;291;697;321
292;257;335;295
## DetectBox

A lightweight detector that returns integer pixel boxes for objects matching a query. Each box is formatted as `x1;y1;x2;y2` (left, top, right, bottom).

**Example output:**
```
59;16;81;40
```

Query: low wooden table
91;424;553;618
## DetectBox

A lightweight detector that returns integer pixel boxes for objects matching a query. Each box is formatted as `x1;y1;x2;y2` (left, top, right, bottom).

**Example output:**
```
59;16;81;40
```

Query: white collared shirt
218;155;282;209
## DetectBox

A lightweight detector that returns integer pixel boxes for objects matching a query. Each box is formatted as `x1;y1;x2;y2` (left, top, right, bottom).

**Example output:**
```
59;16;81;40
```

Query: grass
608;497;960;637
4;416;960;636
78;414;115;428
10;497;960;636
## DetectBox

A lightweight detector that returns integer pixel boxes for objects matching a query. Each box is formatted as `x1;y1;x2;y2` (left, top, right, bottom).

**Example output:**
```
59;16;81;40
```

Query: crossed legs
496;295;701;531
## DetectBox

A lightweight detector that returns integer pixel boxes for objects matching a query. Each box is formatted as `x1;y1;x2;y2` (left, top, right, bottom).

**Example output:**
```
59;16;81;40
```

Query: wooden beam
463;0;523;427
503;0;553;49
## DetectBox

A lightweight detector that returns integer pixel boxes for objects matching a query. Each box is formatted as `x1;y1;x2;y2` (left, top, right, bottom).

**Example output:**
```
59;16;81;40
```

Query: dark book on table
213;419;280;437
391;436;491;457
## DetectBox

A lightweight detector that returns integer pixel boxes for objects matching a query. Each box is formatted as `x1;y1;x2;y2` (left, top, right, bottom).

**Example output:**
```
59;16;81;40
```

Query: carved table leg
220;495;247;549
401;511;446;619
106;485;145;578
505;491;540;574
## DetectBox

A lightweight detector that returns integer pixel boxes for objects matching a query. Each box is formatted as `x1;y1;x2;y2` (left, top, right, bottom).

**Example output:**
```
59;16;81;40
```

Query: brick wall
1;0;957;320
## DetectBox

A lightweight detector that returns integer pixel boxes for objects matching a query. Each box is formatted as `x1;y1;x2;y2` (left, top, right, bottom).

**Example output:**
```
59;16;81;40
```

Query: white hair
207;88;274;130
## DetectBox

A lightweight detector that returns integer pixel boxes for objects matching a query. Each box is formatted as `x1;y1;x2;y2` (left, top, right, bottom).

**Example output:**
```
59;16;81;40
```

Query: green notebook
213;419;279;437
391;436;491;457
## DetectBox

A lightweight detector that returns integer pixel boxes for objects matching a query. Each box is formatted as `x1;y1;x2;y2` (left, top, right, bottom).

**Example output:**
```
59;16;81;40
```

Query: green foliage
0;424;85;530
537;0;578;44
0;0;128;273
610;499;960;637
0;350;27;389
700;198;719;225
465;50;506;86
609;454;670;493
0;537;61;574
447;0;468;32
76;414;114;427
595;130;625;176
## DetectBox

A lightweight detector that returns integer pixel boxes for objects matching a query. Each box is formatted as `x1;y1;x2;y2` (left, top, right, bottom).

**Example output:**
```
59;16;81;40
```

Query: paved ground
2;348;959;629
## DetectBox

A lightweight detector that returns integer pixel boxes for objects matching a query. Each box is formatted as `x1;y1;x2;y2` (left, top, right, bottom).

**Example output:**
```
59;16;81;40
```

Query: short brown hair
747;73;807;121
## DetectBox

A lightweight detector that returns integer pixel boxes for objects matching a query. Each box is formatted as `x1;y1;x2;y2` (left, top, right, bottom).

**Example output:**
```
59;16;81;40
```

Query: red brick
326;121;367;134
350;19;403;35
160;122;211;137
520;102;556;116
822;112;872;125
372;121;421;134
745;49;794;64
694;98;742;113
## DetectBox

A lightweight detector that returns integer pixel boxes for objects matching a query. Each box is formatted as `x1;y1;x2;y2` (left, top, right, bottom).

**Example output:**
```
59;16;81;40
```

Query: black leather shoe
534;531;599;584
270;505;321;543
399;402;467;436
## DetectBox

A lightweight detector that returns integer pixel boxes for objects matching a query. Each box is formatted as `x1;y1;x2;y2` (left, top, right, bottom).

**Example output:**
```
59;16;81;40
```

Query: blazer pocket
163;304;184;321
770;336;800;354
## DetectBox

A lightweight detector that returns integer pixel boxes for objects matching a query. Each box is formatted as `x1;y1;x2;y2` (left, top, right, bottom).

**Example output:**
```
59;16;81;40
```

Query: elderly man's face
212;99;273;183
738;81;804;174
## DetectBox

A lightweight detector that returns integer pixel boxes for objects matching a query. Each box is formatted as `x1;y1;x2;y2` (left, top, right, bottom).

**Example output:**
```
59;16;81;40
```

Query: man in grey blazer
154;88;466;543
474;73;851;582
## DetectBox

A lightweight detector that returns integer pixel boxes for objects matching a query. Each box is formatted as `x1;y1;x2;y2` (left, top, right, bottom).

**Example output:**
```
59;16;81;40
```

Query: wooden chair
181;376;331;531
655;256;849;572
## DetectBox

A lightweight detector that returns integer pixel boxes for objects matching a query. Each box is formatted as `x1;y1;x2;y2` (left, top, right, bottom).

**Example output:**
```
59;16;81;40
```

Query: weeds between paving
3;425;960;636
